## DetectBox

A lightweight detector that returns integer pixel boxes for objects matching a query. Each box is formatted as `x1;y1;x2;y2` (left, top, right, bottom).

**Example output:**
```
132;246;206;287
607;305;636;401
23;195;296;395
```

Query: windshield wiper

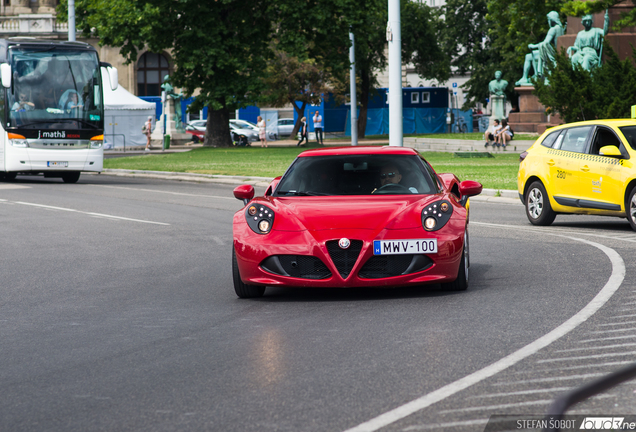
277;190;330;196
15;119;99;129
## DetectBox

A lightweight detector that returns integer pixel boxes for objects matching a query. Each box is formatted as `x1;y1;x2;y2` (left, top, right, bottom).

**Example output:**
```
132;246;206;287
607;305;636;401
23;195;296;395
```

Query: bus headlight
90;140;102;149
9;139;28;148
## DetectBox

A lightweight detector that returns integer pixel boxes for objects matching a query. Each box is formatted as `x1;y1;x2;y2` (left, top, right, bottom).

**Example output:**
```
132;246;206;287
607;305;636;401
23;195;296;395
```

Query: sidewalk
98;169;522;205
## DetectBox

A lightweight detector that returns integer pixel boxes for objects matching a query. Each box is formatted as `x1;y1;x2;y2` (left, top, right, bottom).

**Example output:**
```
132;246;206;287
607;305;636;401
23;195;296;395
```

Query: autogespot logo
580;417;625;429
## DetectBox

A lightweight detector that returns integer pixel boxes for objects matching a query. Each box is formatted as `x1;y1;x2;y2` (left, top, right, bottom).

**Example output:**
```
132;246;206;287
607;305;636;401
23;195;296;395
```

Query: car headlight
421;200;452;231
245;204;275;234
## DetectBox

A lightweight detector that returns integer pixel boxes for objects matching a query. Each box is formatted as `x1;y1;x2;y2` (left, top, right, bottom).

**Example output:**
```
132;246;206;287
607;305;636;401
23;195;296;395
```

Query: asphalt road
1;173;635;432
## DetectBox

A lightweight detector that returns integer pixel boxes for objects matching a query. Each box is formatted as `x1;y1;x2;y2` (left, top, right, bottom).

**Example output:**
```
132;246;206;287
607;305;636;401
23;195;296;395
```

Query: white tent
102;70;156;150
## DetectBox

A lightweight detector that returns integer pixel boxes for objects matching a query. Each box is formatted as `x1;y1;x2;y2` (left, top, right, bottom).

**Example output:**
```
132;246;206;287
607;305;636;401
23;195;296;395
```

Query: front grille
325;240;363;279
261;255;331;279
359;254;433;279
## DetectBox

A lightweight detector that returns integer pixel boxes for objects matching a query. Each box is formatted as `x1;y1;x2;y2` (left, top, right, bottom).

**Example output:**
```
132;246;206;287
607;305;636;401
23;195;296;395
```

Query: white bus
0;38;118;183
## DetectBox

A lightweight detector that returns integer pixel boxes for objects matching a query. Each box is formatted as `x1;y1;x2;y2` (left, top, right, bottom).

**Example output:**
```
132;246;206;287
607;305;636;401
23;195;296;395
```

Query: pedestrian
143;116;153;151
495;119;513;149
484;119;501;148
297;116;308;146
313;110;324;145
257;115;267;148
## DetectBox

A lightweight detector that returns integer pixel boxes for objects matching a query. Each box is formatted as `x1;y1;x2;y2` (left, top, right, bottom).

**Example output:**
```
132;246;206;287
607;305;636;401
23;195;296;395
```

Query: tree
534;45;636;122
59;0;273;147
562;0;636;29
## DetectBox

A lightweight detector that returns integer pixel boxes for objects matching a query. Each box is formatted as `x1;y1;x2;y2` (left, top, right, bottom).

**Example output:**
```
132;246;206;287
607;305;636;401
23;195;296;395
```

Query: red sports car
232;146;482;298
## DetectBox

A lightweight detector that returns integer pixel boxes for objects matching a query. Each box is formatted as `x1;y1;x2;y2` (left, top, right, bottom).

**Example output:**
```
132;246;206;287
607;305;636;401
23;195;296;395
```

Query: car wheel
232;246;265;298
525;181;556;226
441;232;468;291
626;186;636;232
62;172;81;183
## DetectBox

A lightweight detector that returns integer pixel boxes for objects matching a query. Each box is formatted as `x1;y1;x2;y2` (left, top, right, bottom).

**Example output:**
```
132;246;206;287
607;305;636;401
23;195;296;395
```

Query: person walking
313;110;324;145
143;116;153;151
297;117;308;146
257;115;267;148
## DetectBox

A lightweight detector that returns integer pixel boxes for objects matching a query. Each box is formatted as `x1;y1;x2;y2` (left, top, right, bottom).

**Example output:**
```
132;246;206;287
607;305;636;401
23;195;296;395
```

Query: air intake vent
359;254;433;279
325;240;363;279
261;255;331;279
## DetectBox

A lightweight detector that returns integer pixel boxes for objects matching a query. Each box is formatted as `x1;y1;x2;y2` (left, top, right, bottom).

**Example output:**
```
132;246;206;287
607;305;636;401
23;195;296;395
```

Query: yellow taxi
518;119;636;231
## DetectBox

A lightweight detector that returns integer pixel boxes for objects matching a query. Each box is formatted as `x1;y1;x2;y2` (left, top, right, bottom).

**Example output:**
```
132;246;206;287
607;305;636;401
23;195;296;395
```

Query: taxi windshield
274;154;437;196
619;126;636;151
7;48;103;130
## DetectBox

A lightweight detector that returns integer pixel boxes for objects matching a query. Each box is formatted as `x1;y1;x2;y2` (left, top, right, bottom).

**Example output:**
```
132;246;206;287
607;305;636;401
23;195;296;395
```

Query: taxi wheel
525;181;556;226
441;233;468;291
627;187;636;232
232;246;265;298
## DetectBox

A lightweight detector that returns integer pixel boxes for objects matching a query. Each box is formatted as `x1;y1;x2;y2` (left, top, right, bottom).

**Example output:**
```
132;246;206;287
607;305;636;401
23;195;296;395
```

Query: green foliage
562;0;636;30
534;45;636;122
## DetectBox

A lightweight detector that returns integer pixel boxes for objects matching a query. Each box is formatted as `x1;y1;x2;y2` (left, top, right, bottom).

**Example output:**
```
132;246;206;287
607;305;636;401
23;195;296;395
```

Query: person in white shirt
312;111;324;145
495;119;513;148
484;119;502;148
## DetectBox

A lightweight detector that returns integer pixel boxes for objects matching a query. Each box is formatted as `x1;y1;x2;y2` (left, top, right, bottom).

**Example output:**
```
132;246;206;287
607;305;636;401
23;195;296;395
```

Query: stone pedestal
509;86;561;134
490;95;506;121
150;98;190;147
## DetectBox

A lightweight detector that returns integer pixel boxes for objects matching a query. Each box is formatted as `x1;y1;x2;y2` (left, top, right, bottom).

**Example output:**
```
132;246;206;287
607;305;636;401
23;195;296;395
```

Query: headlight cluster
9;138;29;147
421;200;452;231
245;203;275;234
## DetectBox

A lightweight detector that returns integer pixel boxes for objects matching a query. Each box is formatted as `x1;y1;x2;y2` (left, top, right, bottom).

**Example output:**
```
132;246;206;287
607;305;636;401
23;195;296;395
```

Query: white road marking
13;201;169;225
555;342;636;353
438;395;613;415
536;350;636;363
579;334;636;343
466;387;572;399
586;326;636;335
342;231;625;432
518;360;633;373
0;184;30;189
598;320;636;326
612;313;636;319
93;184;236;200
402;419;489;431
492;372;606;386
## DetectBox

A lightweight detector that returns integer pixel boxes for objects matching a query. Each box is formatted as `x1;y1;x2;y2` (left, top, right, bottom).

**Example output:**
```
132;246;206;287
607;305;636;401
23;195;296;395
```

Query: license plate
373;239;438;255
47;161;68;167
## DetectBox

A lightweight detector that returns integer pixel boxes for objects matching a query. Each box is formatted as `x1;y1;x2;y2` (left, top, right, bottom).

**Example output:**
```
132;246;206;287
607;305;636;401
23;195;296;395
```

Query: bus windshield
7;48;103;130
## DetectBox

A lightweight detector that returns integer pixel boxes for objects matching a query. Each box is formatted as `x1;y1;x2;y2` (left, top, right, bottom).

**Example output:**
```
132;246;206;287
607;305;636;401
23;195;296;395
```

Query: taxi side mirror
599;145;622;158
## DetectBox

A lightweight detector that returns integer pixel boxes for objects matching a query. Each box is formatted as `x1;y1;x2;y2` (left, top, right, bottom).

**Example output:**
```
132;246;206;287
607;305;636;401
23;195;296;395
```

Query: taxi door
577;126;628;212
548;125;593;204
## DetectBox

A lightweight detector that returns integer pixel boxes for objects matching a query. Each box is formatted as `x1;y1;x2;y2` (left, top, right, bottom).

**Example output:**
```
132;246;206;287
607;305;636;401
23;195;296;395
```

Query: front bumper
233;226;464;288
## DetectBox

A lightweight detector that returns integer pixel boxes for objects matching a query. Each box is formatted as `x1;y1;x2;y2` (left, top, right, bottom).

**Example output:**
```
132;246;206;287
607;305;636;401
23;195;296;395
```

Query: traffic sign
452;82;458;88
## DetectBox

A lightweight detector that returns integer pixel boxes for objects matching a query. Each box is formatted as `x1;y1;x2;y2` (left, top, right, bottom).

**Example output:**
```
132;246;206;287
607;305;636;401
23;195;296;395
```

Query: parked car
518;119;636;231
277;118;296;138
230;122;258;143
186;126;250;146
231;146;483;298
230;119;276;141
185;120;206;132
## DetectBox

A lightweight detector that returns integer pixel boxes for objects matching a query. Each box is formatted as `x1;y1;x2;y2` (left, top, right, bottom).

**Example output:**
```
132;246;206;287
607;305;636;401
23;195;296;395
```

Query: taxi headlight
10;139;28;148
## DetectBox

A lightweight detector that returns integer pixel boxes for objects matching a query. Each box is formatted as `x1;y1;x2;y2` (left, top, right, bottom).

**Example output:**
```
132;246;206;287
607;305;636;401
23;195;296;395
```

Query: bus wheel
2;172;17;181
62;172;81;183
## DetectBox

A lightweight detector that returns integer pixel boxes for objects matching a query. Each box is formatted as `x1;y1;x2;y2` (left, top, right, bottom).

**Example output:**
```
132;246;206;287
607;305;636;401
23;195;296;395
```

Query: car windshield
232;120;257;130
7;48;103;130
274;154;437;196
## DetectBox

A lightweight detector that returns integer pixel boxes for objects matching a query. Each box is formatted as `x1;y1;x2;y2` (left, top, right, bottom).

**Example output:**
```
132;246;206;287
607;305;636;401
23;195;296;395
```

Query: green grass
409;132;538;140
104;145;521;190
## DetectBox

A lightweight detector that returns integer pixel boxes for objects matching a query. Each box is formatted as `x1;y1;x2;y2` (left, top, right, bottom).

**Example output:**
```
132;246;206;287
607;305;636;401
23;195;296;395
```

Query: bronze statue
488;71;508;120
516;11;564;86
567;11;609;71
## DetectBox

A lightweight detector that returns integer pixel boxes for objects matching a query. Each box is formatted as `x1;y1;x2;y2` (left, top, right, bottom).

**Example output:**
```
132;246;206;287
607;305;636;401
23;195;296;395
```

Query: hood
269;195;442;231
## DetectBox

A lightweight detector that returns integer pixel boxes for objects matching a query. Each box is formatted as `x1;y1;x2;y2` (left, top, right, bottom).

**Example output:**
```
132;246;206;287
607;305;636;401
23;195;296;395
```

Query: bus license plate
373;239;438;255
47;161;68;167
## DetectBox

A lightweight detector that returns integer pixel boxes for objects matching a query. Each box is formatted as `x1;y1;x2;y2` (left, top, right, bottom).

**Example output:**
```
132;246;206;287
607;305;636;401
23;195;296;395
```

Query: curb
99;169;522;204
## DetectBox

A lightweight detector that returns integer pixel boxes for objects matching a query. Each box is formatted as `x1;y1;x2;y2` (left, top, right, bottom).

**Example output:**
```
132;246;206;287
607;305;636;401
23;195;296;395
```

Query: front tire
525;181;556;226
232;246;265;298
441;232;468;291
626;186;636;232
62;172;81;183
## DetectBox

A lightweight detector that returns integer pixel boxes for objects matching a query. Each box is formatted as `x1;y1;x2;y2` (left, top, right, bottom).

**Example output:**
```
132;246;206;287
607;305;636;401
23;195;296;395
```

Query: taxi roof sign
632;105;636;119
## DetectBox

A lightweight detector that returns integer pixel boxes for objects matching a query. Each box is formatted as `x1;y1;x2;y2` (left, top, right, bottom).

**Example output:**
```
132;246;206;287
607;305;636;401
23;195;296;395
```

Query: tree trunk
289;100;307;138
204;107;233;147
358;68;370;139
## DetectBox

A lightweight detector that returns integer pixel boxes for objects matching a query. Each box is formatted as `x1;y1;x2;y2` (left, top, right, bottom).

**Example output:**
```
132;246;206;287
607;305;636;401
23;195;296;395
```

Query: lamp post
388;0;402;146
349;31;358;146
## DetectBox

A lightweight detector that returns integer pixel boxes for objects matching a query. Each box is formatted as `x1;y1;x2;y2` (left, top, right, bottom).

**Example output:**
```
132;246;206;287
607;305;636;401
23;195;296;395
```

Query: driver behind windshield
378;164;418;193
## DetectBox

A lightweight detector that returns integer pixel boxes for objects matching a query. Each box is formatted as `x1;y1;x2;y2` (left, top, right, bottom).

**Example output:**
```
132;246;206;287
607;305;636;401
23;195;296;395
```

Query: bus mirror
1;63;11;89
108;67;118;91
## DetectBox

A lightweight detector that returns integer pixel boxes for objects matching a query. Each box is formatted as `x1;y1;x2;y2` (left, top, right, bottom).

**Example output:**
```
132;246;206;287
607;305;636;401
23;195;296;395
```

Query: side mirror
1;63;11;89
459;180;483;197
108;67;118;91
233;184;255;205
599;145;622;157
